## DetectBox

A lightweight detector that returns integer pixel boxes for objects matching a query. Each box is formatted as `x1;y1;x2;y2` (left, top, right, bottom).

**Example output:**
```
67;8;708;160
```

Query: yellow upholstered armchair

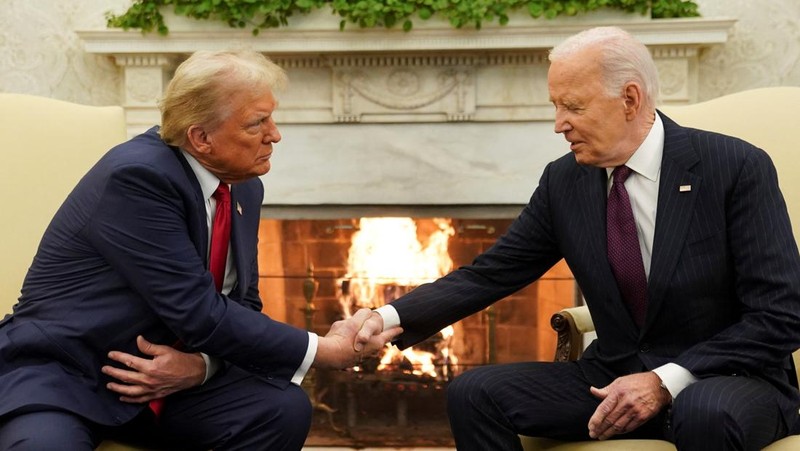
0;93;127;316
0;94;153;451
521;87;800;450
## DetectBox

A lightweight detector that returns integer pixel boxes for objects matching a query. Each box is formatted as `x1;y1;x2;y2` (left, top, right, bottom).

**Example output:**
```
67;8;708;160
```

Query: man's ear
622;82;643;120
186;125;212;154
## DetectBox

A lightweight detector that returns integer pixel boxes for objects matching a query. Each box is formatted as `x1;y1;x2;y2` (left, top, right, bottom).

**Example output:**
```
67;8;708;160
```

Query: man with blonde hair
357;26;800;450
0;50;399;450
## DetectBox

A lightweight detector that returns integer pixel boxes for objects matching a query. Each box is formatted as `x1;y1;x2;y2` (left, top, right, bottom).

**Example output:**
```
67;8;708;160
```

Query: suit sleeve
85;163;309;384
392;162;564;348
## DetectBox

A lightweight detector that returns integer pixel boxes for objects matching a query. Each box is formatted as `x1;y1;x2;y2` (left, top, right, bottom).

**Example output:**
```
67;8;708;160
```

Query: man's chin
256;161;271;176
572;152;590;165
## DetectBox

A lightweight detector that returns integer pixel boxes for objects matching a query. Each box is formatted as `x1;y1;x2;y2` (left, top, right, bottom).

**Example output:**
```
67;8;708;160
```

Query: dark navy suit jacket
0;128;308;426
390;112;800;426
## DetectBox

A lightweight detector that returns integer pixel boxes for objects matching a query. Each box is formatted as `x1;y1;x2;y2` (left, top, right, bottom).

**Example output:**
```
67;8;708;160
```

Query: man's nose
265;122;281;143
553;113;571;134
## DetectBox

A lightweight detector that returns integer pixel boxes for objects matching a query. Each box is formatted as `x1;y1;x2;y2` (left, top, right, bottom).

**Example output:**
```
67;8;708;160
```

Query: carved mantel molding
79;13;736;138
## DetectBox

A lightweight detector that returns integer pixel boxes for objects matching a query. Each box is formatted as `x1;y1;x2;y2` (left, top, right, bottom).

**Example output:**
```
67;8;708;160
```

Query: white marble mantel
78;12;735;209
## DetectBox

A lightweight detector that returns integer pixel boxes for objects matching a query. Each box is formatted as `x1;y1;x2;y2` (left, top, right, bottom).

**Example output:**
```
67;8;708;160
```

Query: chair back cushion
0;94;126;315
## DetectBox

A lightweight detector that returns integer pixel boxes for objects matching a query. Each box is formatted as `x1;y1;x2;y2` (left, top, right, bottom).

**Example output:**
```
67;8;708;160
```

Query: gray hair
549;27;659;109
159;50;288;147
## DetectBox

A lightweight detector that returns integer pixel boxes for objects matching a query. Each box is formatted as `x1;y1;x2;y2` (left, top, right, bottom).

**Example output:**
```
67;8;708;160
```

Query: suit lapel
229;186;247;296
172;146;210;261
574;165;610;273
644;112;701;330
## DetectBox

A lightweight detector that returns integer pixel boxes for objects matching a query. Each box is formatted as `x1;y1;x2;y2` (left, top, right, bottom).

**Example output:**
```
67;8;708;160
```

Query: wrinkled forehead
548;50;603;91
215;82;276;118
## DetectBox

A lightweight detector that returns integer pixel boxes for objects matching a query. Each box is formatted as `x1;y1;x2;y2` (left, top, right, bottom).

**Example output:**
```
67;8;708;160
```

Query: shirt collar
606;112;664;182
181;149;222;201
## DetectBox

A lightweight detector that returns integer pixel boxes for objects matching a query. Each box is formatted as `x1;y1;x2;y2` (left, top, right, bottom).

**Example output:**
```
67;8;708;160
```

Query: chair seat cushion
520;434;800;450
519;436;676;450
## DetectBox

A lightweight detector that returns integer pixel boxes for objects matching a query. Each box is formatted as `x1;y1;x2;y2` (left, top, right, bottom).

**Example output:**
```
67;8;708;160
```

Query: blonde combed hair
159;50;288;147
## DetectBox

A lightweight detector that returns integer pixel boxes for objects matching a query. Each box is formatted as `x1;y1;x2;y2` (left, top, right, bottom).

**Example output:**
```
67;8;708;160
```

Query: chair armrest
550;307;800;391
551;306;595;362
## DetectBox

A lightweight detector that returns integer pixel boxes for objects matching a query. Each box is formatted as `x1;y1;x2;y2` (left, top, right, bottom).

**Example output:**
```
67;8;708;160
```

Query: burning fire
339;217;459;380
377;325;457;379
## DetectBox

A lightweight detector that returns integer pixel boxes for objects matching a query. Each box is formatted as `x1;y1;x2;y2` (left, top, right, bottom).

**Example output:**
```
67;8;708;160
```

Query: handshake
313;308;403;370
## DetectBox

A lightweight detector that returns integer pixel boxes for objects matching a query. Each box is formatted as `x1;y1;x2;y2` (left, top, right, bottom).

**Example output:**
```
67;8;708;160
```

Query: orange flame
339;218;459;379
342;218;454;313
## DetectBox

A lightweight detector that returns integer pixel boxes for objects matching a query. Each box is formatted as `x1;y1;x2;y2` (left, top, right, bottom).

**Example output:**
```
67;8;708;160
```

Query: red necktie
607;166;648;327
209;182;231;292
149;183;231;418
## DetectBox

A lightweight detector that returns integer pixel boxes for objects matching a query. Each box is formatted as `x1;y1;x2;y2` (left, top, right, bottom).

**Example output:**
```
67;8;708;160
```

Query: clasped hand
587;371;672;440
102;335;205;403
314;308;402;369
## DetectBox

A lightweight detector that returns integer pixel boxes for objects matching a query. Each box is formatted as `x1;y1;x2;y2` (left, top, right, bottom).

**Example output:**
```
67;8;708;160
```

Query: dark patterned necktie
607;166;648;327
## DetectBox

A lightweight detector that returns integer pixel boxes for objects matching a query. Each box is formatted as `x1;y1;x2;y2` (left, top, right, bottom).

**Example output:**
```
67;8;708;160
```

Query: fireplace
256;214;576;447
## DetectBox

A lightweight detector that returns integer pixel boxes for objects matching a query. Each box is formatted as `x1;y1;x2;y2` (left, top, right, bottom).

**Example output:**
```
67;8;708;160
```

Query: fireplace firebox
255;215;575;447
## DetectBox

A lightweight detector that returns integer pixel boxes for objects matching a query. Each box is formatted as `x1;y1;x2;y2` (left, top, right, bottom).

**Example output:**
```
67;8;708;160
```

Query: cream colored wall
1;0;798;104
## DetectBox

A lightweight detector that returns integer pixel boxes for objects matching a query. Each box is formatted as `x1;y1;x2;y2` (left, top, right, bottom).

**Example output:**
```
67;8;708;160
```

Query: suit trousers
446;361;790;451
0;365;312;451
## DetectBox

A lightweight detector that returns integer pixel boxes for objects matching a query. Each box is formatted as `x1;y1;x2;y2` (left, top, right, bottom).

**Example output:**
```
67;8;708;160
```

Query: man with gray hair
0;50;400;450
356;26;800;449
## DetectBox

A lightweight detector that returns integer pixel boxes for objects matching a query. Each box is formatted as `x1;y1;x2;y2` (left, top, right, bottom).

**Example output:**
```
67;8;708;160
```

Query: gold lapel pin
236;202;243;215
679;185;691;192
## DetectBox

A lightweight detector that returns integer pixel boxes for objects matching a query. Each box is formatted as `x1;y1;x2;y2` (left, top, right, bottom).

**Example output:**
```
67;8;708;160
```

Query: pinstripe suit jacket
391;112;800;425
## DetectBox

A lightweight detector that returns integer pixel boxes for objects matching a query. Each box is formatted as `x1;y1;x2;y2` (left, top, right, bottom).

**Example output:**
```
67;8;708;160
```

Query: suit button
639;344;650;353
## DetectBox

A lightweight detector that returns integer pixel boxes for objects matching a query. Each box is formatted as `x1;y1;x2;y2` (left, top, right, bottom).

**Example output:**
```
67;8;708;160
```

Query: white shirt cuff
375;305;400;330
653;362;698;400
200;352;220;384
291;332;318;386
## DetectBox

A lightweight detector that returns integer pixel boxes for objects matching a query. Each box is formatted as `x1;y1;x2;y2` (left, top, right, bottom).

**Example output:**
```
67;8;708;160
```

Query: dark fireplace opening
255;215;576;447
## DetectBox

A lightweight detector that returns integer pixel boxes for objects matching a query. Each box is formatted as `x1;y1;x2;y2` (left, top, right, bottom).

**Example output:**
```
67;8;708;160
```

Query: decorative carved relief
125;67;164;103
655;59;689;99
333;65;475;122
114;55;176;68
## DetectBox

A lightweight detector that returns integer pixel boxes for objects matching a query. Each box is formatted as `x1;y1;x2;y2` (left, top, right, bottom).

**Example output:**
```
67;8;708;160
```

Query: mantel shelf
79;17;735;55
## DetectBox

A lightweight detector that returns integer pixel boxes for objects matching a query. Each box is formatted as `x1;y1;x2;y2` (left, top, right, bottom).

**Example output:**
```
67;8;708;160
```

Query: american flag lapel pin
679;185;691;192
237;202;243;215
